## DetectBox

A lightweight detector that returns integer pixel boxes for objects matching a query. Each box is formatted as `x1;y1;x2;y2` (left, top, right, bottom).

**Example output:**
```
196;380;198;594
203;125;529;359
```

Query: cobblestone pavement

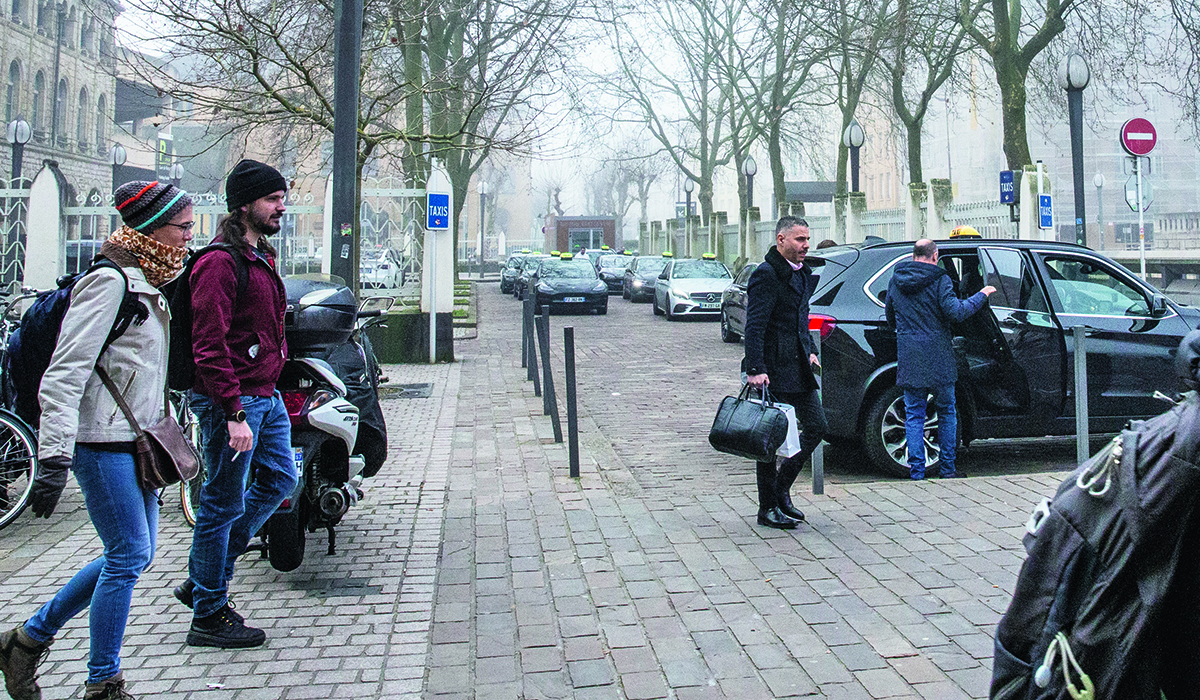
0;282;1080;699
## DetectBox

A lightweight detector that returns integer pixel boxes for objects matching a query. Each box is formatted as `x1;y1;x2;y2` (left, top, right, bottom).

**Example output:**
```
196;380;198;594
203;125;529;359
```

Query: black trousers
756;389;827;512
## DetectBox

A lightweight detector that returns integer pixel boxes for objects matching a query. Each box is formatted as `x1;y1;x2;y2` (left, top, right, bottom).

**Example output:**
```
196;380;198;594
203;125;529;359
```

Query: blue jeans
903;384;957;479
24;445;158;683
187;393;297;617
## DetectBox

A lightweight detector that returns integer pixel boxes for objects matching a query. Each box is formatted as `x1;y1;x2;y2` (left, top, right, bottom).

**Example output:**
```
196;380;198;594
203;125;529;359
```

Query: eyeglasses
163;221;195;231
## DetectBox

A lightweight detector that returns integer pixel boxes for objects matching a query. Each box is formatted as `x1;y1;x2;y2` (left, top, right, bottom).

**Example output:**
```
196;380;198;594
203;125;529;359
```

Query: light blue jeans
903;384;957;479
24;444;158;683
187;393;297;618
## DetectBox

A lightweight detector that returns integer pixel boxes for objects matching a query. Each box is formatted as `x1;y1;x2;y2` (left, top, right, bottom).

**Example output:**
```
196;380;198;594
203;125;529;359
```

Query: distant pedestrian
0;181;192;700
815;239;838;249
742;217;827;529
173;160;296;649
885;239;996;479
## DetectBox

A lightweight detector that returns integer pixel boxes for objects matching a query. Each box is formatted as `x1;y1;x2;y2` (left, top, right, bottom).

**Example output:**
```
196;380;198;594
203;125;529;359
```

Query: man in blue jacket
743;217;827;529
885;239;996;479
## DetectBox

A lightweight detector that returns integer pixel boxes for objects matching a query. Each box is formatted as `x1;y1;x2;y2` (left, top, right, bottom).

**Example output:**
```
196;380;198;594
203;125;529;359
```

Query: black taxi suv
788;239;1199;477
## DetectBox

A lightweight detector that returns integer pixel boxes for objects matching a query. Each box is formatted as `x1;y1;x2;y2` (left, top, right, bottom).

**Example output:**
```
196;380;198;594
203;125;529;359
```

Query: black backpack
165;243;248;392
990;393;1200;699
4;258;148;428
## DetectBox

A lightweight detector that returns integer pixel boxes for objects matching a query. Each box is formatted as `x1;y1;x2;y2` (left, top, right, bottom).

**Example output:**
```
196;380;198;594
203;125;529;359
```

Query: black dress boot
777;493;806;522
757;507;798;529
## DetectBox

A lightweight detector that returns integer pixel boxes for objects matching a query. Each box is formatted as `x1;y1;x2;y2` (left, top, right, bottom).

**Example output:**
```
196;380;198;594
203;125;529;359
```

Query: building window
76;86;87;145
54;77;66;139
31;70;42;131
5;61;18;123
95;93;105;149
11;0;20;23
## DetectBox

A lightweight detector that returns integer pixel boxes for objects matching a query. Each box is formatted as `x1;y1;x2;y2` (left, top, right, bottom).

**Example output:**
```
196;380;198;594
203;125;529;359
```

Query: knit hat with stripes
114;180;193;233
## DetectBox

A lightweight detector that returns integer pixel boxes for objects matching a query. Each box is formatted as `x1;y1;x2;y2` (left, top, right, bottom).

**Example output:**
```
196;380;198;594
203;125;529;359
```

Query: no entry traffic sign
1121;118;1157;157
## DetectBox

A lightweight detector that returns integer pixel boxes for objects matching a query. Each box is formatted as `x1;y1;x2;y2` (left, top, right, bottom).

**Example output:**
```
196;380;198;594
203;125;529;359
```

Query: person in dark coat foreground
885;239;995;479
742;217;827;529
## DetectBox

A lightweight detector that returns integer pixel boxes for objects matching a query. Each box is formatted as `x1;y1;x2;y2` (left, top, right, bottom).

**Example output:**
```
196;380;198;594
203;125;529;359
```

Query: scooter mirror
358;296;395;315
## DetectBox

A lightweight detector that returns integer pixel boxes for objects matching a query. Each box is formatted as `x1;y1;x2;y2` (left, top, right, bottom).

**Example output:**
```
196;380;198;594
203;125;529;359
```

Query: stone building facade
0;0;117;200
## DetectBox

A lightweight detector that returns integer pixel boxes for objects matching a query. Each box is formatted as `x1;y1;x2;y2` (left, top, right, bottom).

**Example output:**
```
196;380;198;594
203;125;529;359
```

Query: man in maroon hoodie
174;160;298;649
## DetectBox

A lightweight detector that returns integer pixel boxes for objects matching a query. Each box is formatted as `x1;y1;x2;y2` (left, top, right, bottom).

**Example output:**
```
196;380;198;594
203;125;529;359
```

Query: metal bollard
536;310;563;443
521;295;529;370
564;327;579;477
810;328;824;495
1074;325;1089;465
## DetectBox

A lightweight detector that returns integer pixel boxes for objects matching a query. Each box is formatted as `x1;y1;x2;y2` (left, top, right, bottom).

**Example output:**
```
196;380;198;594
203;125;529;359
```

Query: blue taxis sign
427;193;450;230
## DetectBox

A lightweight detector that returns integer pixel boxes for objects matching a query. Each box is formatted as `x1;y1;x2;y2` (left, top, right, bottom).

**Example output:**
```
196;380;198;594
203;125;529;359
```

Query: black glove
29;456;71;518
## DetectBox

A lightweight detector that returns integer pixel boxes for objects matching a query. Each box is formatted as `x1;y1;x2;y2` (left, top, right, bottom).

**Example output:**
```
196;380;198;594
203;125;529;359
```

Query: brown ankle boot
0;625;52;700
83;672;134;699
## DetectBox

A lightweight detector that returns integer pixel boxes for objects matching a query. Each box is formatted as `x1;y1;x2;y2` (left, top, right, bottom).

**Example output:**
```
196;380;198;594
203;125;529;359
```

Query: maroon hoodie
190;242;288;415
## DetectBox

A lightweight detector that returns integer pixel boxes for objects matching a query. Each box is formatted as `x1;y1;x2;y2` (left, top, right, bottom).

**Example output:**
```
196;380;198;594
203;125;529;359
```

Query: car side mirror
659;271;669;280
1151;293;1169;317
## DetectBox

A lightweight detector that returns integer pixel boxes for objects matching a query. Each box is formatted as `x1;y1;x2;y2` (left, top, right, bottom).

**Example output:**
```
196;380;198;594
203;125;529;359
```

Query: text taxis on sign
427;193;450;230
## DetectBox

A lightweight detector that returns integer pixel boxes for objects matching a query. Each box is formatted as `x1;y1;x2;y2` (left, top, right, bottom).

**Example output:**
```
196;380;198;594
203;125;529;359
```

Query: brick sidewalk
0;283;1067;699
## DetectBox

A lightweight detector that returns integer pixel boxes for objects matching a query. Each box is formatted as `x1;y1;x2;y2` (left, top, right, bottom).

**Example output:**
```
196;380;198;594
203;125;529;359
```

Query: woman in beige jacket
0;181;192;700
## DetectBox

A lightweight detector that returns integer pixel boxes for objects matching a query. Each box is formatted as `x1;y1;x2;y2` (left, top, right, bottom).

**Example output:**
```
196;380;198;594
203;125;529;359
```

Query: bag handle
96;365;146;437
739;382;774;406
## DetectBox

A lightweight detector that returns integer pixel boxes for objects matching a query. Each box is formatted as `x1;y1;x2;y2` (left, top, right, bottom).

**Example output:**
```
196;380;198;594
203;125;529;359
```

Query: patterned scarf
106;225;188;287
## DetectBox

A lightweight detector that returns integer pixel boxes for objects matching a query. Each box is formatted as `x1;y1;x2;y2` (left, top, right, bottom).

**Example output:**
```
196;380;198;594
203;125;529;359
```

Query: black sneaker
0;625;52;700
937;471;967;479
83;672;135;699
186;605;265;649
174;580;243;623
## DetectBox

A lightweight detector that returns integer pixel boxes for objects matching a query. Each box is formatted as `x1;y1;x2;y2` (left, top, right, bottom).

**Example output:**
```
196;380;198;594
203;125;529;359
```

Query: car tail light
809;314;837;341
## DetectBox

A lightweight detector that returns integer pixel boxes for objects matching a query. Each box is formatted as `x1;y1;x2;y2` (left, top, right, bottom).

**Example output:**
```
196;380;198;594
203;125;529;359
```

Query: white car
360;250;405;289
652;256;733;321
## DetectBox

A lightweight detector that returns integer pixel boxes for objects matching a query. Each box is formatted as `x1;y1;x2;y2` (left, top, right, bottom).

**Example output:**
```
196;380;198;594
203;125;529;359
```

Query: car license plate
699;302;720;309
562;296;585;303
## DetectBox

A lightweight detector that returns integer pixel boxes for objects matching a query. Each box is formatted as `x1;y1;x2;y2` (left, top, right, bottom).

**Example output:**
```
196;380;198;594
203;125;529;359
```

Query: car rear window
540;261;597;279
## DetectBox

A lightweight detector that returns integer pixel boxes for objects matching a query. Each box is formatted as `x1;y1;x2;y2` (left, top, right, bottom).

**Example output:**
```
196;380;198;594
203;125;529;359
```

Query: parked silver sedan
652;255;734;321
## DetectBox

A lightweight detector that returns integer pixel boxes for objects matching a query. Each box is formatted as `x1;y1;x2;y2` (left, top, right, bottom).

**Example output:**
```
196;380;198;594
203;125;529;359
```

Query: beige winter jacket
37;264;171;461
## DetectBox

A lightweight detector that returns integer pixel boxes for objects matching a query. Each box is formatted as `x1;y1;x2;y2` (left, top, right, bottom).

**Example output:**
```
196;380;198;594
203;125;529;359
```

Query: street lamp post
478;181;488;280
107;143;126;188
6;118;30;184
168;162;185;188
842;119;865;193
683;178;694;255
1094;172;1105;242
1059;52;1091;247
741;157;757;260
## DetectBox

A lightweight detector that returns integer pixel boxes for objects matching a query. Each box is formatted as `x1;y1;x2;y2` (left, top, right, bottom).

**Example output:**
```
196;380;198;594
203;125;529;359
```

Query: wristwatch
226;410;247;423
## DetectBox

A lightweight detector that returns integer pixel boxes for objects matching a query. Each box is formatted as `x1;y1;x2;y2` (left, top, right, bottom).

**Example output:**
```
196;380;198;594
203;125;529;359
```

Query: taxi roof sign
560;252;574;259
701;252;717;260
662;251;674;257
950;225;981;238
521;248;531;253
550;250;561;256
600;245;610;250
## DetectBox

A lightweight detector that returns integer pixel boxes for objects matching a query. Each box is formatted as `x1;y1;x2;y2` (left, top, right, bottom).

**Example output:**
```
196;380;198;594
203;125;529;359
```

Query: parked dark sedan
531;254;609;314
500;252;530;294
595;254;632;293
743;239;1199;477
719;263;758;342
622;255;670;302
514;254;549;300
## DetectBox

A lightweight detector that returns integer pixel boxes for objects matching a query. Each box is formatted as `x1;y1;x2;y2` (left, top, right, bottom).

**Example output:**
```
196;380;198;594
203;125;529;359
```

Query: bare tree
882;0;974;183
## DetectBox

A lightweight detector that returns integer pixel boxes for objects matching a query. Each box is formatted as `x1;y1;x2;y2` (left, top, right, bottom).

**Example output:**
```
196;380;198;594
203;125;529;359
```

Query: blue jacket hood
892;260;946;294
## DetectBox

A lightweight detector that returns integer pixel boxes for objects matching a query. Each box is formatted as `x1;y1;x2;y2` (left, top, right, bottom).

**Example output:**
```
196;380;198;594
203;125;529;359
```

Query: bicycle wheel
174;393;206;528
0;410;38;531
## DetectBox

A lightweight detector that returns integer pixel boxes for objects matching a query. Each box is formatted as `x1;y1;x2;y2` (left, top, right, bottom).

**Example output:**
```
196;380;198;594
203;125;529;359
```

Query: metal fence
806;215;832;241
0;181;30;296
944;201;1016;239
860;207;906;241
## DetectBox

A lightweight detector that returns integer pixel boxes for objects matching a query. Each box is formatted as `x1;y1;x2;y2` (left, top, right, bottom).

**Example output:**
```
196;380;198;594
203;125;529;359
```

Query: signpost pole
1137;157;1146;278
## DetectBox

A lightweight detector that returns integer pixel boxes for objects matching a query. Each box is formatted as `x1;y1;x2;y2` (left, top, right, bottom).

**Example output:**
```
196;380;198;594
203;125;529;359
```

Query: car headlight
537;283;553;294
670;287;690;300
593;282;606;293
632;280;642;288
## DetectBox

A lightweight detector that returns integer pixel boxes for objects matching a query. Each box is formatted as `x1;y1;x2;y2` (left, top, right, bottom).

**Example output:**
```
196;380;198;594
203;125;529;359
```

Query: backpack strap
191;243;249;301
85;256;149;356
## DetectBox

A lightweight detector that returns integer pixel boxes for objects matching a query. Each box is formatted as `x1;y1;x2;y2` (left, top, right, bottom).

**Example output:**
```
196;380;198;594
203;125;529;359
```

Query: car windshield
673;261;731;279
597;255;628;269
523;257;546;272
636;258;669;274
506;257;526;269
540;261;597;279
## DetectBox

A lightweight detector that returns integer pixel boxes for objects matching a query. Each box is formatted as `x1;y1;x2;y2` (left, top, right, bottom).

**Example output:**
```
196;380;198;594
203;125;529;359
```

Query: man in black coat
885;239;995;479
743;217;827;529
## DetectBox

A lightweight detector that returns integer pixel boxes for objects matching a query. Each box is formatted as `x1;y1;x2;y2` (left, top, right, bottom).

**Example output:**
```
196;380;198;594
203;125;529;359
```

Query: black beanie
114;180;193;232
225;159;287;212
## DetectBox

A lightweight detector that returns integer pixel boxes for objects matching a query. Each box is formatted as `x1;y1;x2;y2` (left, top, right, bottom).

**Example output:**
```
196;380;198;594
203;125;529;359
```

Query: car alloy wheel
720;313;739;343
